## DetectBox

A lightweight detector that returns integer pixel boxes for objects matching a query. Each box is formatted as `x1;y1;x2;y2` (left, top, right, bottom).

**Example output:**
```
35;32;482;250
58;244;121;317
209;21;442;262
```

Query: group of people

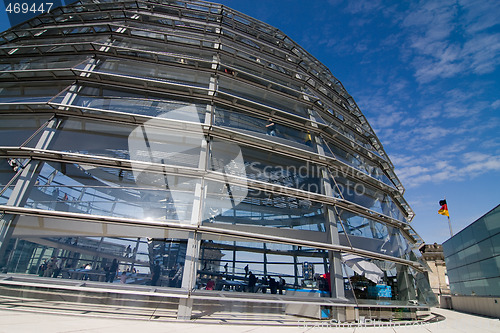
38;256;138;283
248;271;286;294
151;262;184;287
38;256;63;278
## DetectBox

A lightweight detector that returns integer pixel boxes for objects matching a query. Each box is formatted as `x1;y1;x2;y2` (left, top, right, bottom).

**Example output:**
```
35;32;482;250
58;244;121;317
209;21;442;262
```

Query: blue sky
1;0;499;244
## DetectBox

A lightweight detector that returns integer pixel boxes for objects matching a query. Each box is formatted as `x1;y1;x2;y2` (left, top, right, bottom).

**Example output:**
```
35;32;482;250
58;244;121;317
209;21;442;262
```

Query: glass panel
484;205;500;236
218;76;308;117
108;38;214;66
0;81;66;104
62;26;95;35
220;55;302;92
214;142;321;193
478;256;500;279
457;243;480;265
0;114;50;147
324;140;394;187
343;254;436;306
213;106;315;150
461;228;479;251
27;117;134;160
444;252;459;271
54;85;207;120
338;210;412;260
411;267;439;306
0;54;88;71
333;176;404;221
0;234;186;289
203;180;326;231
90;57;211;88
14;161;199;223
32;116;206;169
196;238;330;297
470;216;492;243
0;158;19;205
491;232;500;256
443;233;463;257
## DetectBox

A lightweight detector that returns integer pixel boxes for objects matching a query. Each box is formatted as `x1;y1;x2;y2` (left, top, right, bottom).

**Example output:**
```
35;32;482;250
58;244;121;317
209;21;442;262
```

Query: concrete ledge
446;295;500;318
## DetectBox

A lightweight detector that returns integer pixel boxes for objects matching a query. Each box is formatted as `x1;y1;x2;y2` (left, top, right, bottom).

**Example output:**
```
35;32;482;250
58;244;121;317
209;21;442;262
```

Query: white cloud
400;0;500;83
459;0;500;34
412;125;452;141
413;57;465;83
463;33;500;74
460;153;500;175
393;151;500;188
420;105;442;120
390;154;415;167
370;111;405;129
462;152;490;162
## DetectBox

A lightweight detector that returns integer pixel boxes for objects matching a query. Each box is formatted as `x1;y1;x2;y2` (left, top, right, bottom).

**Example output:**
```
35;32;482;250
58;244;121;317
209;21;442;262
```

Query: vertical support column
263;243;268;277
232;244;236;280
177;115;210;320
0;117;62;269
309;109;345;299
293;248;299;287
325;207;345;299
177;231;202;320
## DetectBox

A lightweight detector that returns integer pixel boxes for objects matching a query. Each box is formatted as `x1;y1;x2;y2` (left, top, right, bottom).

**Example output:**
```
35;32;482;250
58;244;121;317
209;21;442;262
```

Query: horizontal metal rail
0;205;425;272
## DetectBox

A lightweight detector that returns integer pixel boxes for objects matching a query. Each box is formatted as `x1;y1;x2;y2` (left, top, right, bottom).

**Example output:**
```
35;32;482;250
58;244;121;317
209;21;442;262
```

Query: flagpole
446;196;453;237
447;215;453;237
440;197;454;237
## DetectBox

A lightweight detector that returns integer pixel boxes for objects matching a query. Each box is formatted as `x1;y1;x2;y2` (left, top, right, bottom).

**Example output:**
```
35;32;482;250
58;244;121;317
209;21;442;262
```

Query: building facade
0;0;436;321
419;243;450;305
443;204;500;318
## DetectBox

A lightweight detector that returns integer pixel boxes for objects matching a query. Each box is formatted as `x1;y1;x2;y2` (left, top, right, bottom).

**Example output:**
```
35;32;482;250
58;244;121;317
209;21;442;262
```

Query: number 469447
6;2;53;14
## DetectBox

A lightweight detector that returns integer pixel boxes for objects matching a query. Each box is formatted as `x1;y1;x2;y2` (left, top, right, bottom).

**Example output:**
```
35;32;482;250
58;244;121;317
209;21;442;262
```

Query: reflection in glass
203;180;325;231
338;210;412;260
218;76;309;117
214;106;315;150
197;239;330;297
54;84;207;120
1;235;186;288
343;254;436;306
0;115;50;148
333;176;405;221
22;162;198;222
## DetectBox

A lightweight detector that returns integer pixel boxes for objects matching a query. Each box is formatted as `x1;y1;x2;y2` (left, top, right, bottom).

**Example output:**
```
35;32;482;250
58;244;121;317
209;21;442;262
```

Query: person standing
151;262;161;286
278;276;286;295
248;271;257;293
261;276;268;294
53;258;63;278
44;256;57;277
269;276;277;294
120;271;127;284
106;259;118;282
266;118;276;136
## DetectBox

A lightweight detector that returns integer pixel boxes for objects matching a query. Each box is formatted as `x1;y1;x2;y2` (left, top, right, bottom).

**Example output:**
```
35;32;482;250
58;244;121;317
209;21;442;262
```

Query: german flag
438;199;449;217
